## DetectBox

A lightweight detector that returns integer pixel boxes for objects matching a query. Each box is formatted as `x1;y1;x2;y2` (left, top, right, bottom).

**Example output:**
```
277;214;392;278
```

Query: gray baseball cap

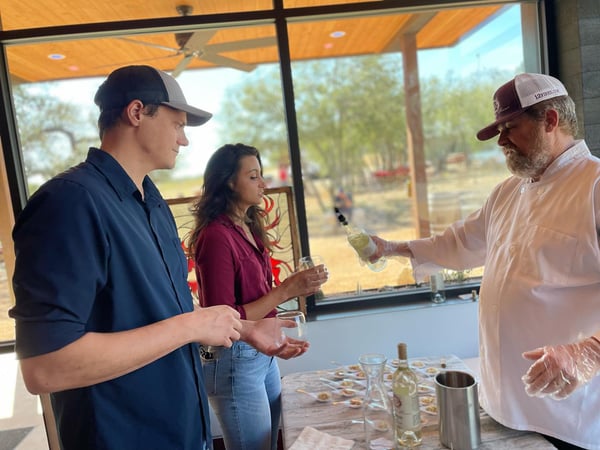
94;65;212;126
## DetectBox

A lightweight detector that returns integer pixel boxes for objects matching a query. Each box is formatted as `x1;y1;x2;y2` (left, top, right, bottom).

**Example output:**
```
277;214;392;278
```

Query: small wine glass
276;310;308;342
298;255;325;271
298;255;328;301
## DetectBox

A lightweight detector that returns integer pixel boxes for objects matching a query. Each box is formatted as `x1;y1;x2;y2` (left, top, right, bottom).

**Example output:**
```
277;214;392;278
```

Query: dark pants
543;434;586;450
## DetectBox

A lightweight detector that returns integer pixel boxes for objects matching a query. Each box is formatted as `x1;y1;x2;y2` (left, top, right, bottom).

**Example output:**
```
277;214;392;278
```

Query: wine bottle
334;207;387;272
392;343;422;448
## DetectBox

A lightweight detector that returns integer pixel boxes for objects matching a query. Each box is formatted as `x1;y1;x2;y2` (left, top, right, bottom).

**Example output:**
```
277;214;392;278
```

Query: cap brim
162;101;213;126
476;122;501;141
476;109;526;141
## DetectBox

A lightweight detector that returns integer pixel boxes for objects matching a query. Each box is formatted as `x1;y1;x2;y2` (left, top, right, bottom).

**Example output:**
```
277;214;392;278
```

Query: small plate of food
296;389;333;403
418;383;435;394
421;404;438;415
332;369;347;380
419;396;436;407
334;397;364;409
315;391;333;402
339;379;356;388
348;397;364;408
423;366;440;377
373;420;390;432
337;387;359;397
336;378;366;389
410;360;426;369
347;364;362;372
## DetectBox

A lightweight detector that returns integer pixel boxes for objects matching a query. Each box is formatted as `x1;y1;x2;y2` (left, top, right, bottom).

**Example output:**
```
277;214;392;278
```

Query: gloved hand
521;336;600;400
370;236;412;258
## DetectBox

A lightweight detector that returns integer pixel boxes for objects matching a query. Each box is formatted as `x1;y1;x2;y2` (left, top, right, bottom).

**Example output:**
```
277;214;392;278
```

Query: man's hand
522;336;600;400
241;317;310;359
191;305;242;348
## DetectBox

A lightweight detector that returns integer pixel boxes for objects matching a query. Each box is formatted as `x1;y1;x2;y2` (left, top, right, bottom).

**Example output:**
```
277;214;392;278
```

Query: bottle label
393;393;421;428
348;232;376;258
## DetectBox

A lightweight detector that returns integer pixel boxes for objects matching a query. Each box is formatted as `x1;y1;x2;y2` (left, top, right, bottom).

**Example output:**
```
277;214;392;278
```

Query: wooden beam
39;394;61;449
382;11;437;52
0;139;15;301
400;31;430;238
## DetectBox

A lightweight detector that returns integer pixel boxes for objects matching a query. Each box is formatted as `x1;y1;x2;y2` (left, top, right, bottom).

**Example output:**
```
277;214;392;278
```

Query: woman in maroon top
188;143;327;450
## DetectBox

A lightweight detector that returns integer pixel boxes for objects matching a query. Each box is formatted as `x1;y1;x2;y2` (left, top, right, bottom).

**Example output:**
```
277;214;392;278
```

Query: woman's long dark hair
187;143;271;257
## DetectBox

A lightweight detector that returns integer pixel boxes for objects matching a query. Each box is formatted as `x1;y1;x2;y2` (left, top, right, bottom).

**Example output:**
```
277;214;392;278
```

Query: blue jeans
201;341;281;450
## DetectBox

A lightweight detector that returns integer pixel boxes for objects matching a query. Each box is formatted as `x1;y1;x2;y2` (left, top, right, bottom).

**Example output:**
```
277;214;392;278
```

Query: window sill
311;295;478;321
307;280;481;321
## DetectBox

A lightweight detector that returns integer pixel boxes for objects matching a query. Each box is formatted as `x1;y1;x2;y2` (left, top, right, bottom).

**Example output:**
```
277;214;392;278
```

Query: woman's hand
280;265;328;299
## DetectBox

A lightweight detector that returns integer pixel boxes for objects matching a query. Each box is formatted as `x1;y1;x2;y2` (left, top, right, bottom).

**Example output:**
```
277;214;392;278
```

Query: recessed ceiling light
324;43;334;49
68;66;79;71
330;31;346;38
48;53;65;60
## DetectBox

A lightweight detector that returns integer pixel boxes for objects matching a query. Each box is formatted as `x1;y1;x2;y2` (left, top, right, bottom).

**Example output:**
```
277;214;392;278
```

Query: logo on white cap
514;73;567;108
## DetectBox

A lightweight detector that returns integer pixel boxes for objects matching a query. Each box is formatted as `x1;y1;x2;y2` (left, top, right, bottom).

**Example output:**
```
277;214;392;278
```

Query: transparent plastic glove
521;337;600;400
370;236;412;259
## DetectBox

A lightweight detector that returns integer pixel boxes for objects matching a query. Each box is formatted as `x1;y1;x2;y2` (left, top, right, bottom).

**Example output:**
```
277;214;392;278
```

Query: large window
0;0;544;336
288;4;537;311
7;23;282;199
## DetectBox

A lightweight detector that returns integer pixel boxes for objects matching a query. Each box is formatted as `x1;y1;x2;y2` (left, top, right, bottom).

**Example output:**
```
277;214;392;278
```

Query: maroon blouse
194;214;275;320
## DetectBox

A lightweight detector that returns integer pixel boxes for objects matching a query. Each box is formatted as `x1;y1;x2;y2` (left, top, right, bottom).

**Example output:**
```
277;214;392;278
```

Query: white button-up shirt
409;140;600;449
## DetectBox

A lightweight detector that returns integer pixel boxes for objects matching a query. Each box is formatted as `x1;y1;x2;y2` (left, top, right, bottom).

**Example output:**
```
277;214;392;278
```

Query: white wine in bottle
392;343;422;447
334;207;387;272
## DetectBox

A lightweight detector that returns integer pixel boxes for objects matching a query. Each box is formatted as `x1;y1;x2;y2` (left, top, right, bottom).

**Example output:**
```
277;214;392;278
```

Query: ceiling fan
119;5;277;77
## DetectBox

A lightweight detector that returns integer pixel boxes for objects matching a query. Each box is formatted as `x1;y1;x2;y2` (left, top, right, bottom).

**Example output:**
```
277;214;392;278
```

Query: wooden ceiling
0;1;502;83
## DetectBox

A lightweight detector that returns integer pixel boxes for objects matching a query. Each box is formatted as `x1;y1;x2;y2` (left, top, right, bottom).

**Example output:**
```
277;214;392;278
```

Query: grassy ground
302;165;503;295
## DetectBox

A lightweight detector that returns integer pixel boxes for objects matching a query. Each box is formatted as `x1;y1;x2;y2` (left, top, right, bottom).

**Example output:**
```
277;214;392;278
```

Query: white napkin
289;426;355;450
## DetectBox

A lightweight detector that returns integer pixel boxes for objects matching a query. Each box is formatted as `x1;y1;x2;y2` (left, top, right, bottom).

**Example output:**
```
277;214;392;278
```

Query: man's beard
503;129;553;179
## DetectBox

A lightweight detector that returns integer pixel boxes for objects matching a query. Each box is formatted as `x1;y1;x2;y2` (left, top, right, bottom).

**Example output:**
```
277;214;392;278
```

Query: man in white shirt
372;73;600;450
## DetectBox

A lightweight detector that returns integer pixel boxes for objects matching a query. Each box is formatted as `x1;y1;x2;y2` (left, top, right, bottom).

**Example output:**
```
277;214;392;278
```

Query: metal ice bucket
435;370;481;450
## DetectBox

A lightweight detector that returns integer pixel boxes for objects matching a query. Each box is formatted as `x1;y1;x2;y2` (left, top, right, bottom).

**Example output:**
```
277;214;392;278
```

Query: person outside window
334;187;354;221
